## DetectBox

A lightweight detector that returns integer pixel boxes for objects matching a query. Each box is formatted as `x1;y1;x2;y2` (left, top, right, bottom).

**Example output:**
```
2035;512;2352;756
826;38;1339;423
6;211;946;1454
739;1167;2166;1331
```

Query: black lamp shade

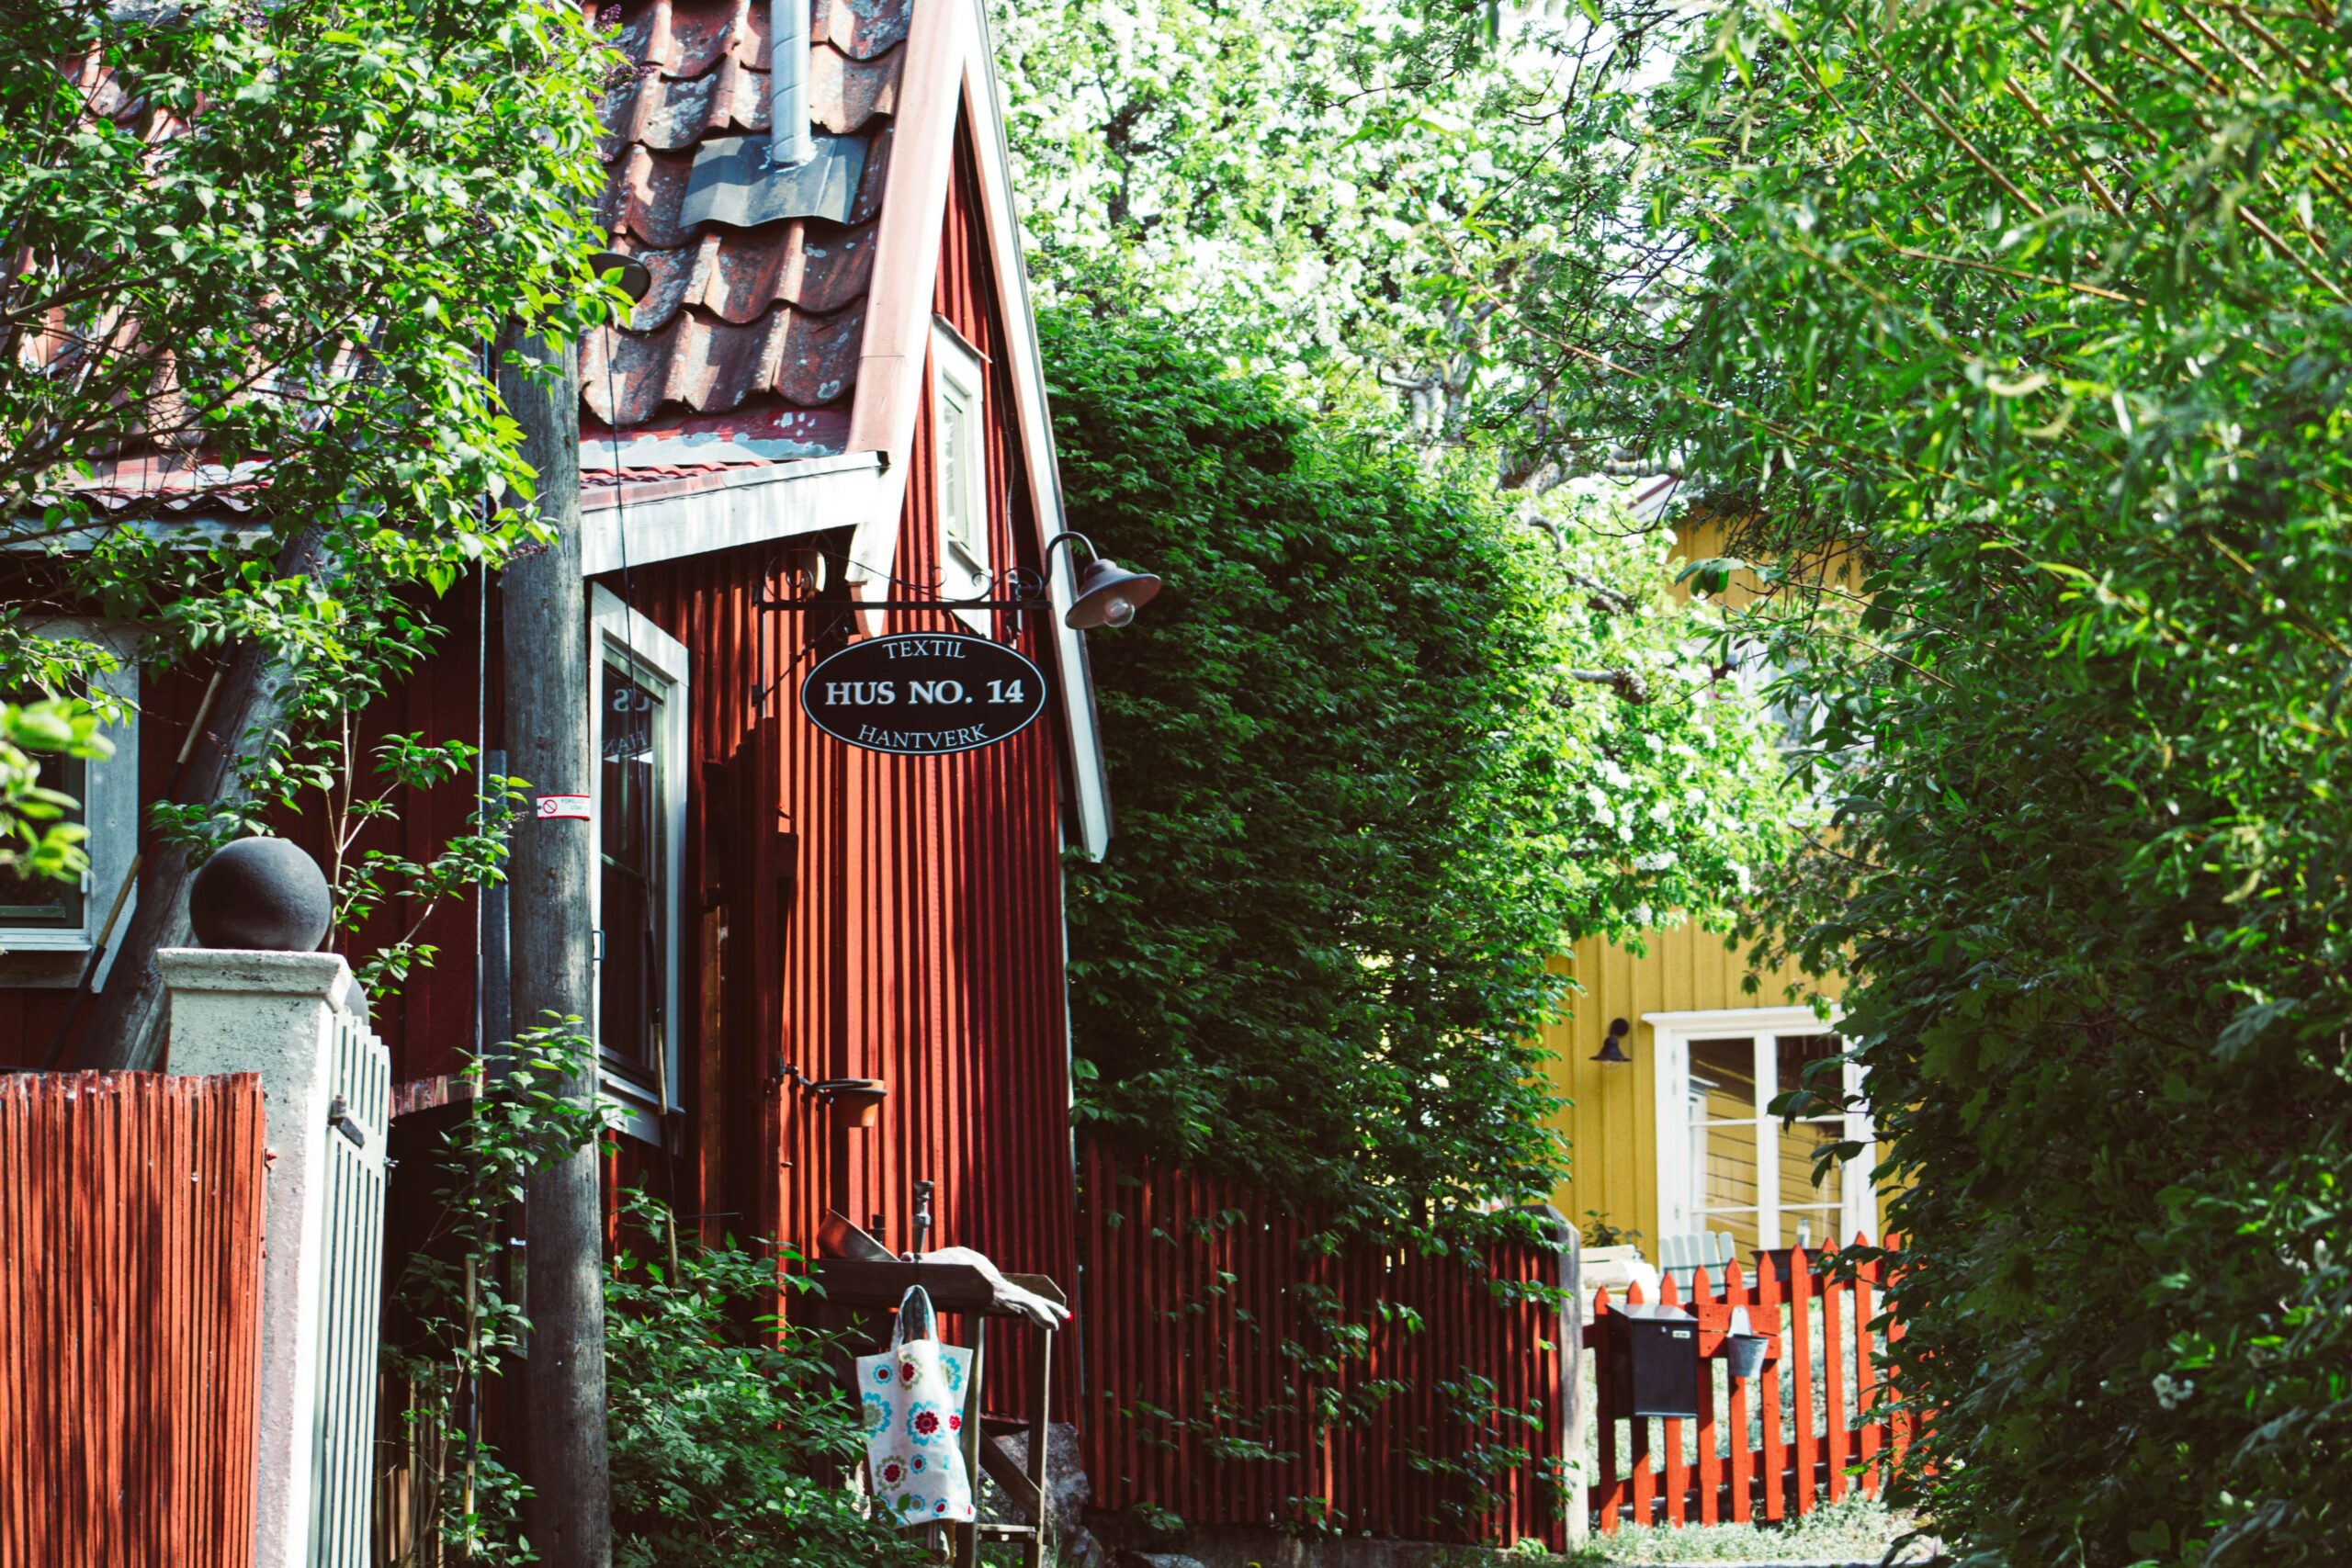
1066;557;1162;630
589;249;652;304
1592;1017;1634;1065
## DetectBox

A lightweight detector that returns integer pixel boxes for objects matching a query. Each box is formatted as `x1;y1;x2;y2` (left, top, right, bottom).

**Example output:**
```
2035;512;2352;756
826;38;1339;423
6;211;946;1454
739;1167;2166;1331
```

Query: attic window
932;318;989;631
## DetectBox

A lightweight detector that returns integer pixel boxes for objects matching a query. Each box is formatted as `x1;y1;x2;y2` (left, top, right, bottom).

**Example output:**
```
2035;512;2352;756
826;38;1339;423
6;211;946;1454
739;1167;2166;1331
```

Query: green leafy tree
992;0;1574;454
0;0;616;1055
1451;0;2352;1558
1045;306;1799;1243
0;0;606;572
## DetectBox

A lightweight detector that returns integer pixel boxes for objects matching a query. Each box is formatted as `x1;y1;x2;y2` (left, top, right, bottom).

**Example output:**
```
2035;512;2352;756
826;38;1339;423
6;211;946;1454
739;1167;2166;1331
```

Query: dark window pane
1777;1032;1844;1101
1692;1118;1760;1252
1689;1036;1757;1118
0;746;85;929
601;660;664;1079
1780;1118;1847;1209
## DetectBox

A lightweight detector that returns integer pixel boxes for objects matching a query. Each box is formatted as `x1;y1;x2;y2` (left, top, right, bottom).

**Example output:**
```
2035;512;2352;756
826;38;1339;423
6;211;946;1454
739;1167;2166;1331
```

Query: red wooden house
4;0;1110;1333
569;0;1109;1293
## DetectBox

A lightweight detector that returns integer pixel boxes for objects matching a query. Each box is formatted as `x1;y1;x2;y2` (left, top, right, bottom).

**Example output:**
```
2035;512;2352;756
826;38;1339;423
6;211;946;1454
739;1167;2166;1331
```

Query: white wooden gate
309;1004;390;1568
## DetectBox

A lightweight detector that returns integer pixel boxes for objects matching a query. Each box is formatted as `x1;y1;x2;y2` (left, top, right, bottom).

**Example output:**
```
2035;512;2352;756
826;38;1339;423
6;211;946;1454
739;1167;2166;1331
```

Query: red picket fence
1076;1141;1571;1549
1588;1242;1910;1531
0;1071;268;1568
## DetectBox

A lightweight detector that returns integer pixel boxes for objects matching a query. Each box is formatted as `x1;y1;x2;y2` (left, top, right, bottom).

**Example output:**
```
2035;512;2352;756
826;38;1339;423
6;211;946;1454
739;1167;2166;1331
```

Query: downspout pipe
771;0;814;169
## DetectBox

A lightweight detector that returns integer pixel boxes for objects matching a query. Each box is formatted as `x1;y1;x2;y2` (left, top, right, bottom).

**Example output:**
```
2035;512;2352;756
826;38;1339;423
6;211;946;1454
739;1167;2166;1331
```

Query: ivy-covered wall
1041;307;1801;1247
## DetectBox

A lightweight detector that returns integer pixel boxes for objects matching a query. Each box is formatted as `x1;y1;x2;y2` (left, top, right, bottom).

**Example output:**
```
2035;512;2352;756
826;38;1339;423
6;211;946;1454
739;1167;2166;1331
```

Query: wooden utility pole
498;325;612;1568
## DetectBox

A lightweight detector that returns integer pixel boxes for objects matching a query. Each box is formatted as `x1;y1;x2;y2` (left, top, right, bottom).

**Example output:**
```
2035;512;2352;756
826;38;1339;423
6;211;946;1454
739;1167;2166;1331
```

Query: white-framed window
1647;1007;1875;1252
0;622;140;988
589;587;687;1141
931;316;989;630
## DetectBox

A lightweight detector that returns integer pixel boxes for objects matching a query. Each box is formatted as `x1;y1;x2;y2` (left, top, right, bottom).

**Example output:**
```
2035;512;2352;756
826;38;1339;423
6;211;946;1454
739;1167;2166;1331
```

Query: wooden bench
808;1258;1062;1568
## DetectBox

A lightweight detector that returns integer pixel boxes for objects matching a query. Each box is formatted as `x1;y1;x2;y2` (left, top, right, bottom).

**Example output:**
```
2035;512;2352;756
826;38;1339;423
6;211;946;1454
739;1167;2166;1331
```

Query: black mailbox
1605;1302;1701;1419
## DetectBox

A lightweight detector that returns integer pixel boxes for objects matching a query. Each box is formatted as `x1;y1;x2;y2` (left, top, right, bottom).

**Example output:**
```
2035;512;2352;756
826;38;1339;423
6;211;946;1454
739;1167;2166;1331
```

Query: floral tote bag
855;1284;977;1527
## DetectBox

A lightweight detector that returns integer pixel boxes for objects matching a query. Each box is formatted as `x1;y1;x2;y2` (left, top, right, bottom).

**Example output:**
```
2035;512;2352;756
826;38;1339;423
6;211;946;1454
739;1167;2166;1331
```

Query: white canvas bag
855;1284;977;1527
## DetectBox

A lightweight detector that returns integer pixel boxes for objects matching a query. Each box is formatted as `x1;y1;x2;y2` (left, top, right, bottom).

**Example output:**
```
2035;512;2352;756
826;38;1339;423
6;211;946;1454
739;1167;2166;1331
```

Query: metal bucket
1724;1331;1769;1382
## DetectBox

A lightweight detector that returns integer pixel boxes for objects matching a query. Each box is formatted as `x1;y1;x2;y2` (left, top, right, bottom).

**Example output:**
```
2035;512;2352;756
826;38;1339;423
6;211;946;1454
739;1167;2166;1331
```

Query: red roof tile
598;53;767;152
628;219;879;329
814;0;912;61
582;405;855;472
583;298;866;424
588;0;911;460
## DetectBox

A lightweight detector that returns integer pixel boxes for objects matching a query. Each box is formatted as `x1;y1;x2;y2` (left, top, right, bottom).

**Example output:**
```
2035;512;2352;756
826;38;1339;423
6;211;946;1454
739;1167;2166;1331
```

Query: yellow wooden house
1535;930;1878;1258
1536;516;1882;1261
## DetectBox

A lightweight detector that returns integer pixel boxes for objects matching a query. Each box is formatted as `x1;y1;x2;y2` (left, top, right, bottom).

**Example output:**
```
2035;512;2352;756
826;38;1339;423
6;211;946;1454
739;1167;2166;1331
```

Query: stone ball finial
188;837;333;953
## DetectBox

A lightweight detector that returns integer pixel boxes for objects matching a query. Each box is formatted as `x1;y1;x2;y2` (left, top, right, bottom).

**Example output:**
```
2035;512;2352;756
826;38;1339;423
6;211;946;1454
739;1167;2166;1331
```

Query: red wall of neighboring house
0;592;492;1069
3;129;1082;1399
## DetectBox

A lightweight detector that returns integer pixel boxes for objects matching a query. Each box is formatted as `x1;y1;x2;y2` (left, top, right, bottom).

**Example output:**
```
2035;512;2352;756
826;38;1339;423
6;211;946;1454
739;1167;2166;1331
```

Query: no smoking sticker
536;795;592;820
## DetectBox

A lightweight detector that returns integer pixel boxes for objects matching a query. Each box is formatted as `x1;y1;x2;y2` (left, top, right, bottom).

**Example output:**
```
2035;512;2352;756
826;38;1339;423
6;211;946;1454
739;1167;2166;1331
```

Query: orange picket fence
1587;1241;1911;1532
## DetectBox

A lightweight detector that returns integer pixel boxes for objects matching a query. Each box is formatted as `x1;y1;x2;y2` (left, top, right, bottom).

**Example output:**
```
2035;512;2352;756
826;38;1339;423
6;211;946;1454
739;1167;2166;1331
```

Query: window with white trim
932;317;989;631
590;588;687;1138
1648;1008;1875;1252
0;623;139;988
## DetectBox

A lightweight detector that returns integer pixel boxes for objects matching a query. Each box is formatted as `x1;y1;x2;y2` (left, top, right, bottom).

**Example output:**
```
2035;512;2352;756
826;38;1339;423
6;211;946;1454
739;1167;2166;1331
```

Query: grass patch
1526;1498;1941;1564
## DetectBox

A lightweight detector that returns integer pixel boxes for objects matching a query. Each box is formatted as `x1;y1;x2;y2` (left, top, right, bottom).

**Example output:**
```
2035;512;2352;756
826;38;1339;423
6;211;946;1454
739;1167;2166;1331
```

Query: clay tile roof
586;0;911;463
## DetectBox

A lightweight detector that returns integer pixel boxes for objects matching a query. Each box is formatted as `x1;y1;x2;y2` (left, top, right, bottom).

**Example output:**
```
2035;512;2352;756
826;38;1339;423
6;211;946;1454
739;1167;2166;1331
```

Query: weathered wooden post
498;322;613;1568
1523;1201;1588;1548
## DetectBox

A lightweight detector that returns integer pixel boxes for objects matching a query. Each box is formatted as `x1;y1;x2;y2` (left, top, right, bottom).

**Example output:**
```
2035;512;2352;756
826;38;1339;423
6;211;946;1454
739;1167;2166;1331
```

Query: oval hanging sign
800;633;1048;756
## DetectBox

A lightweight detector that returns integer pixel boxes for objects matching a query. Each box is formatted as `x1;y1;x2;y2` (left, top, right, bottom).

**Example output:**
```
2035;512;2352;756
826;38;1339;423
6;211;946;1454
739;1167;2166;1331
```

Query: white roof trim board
839;0;967;600
959;30;1111;859
580;452;883;576
809;0;1112;858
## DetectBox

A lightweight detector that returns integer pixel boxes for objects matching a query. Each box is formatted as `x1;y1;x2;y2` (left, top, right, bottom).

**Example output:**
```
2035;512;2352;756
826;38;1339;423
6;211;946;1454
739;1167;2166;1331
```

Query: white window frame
0;622;140;988
589;587;688;1143
931;316;990;632
1645;1006;1875;1250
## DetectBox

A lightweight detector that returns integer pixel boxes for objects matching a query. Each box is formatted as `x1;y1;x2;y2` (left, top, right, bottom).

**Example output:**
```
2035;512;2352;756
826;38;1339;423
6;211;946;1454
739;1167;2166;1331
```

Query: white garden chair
1658;1229;1736;1291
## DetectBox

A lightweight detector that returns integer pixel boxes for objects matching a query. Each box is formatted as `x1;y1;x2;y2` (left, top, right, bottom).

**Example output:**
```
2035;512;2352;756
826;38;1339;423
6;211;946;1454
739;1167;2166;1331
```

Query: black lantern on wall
1046;531;1161;629
1591;1017;1634;1065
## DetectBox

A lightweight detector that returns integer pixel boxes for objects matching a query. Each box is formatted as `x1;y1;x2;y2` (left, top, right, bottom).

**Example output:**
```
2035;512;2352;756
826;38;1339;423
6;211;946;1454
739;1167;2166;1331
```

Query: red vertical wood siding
616;124;1080;1403
0;1071;266;1568
1078;1140;1569;1549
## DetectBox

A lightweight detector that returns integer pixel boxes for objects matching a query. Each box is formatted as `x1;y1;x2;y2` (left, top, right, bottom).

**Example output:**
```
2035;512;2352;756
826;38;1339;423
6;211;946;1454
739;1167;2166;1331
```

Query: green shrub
384;1038;913;1567
1042;307;1798;1247
605;1192;920;1568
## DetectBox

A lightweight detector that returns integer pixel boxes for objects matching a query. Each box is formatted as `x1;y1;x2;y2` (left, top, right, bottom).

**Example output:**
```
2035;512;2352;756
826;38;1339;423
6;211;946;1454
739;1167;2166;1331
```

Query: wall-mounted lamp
778;1062;889;1128
819;1077;888;1127
588;249;653;304
1045;531;1162;630
757;532;1159;630
1591;1017;1634;1065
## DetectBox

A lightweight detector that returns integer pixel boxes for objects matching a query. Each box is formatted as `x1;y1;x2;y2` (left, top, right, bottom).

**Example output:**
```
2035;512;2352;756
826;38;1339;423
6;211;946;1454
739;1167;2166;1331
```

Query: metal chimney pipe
770;0;814;169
